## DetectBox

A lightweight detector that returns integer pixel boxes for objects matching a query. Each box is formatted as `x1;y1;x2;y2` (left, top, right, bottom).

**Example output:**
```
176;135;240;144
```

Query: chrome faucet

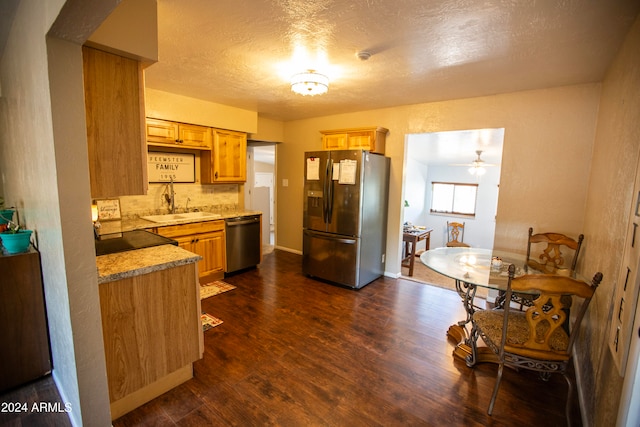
164;177;176;213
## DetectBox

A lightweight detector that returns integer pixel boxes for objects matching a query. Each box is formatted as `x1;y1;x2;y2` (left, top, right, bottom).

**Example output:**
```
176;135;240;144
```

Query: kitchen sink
141;211;222;223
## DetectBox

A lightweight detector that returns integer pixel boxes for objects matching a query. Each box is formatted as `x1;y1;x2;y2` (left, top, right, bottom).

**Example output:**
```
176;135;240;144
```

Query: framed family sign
147;151;196;183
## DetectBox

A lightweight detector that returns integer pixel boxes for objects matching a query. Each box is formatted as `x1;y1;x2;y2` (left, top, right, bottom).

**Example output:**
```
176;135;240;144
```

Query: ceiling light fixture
291;70;329;96
468;150;487;176
468;165;487;176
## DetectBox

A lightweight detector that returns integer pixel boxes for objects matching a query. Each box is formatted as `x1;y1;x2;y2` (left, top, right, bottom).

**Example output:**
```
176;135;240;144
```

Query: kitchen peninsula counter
96;244;201;284
96;244;203;420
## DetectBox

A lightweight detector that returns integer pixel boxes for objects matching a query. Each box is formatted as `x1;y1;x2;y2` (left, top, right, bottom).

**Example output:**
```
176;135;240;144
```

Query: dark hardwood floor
1;249;581;426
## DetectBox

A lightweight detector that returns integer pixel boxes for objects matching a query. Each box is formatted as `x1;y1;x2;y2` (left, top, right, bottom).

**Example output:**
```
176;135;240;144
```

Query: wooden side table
401;228;433;276
0;247;51;392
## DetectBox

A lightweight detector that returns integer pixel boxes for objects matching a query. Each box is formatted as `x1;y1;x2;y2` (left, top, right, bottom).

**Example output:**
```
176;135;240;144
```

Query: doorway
245;144;276;251
400;128;504;287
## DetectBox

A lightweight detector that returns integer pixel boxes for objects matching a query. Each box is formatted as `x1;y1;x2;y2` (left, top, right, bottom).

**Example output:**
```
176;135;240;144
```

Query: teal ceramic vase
0;229;33;254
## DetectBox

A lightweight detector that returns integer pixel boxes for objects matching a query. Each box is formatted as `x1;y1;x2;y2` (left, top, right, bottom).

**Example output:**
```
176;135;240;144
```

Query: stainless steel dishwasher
225;214;261;273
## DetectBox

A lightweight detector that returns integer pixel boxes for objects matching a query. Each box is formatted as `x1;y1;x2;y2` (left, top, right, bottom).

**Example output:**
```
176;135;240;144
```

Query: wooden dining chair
496;228;586;311
526;227;584;273
446;221;470;247
467;264;603;426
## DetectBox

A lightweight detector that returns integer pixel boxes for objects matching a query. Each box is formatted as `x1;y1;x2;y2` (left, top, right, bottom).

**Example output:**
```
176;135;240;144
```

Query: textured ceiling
408;128;505;167
144;0;640;122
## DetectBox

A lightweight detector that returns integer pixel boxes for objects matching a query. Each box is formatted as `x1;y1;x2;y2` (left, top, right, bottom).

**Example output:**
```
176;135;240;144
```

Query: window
430;182;478;216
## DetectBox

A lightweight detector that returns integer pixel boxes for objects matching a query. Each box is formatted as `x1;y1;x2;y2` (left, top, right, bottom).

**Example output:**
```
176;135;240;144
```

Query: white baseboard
51;370;79;427
274;245;302;255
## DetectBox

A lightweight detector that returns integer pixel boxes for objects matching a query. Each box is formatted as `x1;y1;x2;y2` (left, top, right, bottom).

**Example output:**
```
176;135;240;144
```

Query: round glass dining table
420;247;572;364
419;247;531;290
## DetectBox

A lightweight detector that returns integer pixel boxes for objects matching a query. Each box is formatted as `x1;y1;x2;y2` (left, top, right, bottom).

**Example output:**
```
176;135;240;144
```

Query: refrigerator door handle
326;158;334;223
323;158;333;224
304;229;357;245
322;159;328;223
322;160;329;224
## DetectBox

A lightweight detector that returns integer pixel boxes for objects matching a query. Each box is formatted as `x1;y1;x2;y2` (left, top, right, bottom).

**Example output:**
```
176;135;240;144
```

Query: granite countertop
97;210;261;284
121;210;262;232
96;245;202;284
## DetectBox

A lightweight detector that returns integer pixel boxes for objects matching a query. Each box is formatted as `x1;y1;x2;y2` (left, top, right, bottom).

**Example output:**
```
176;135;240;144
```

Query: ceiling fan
451;150;498;175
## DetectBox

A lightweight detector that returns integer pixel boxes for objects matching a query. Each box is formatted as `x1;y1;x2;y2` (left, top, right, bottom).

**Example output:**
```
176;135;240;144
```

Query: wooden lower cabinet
156;220;226;283
99;263;202;420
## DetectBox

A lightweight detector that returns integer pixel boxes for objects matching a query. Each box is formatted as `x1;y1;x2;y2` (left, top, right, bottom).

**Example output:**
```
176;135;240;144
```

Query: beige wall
1;0;117;425
145;88;258;133
86;0;158;63
277;85;600;274
250;116;285;142
580;15;640;426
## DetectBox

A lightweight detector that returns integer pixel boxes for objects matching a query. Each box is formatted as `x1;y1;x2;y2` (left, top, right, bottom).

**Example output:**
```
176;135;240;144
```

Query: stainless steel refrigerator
302;150;390;289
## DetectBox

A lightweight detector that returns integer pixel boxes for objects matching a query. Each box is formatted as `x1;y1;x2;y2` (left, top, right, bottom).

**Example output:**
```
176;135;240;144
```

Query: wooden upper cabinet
322;133;348;150
201;129;247;183
146;118;212;150
180;124;211;149
146;118;178;144
83;46;147;198
321;127;388;154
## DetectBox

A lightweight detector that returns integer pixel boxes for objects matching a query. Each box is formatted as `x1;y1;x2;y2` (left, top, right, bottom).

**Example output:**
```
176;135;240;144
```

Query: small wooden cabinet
83;46;148;198
321;127;388;154
156;220;226;282
201;129;247;183
0;248;51;393
146;118;212;150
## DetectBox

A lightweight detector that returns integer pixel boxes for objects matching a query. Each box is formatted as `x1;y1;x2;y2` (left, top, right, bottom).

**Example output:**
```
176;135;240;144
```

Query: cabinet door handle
214;171;218;179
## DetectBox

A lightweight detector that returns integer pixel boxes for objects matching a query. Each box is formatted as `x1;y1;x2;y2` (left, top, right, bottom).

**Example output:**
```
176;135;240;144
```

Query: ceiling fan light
468;166;486;176
291;70;329;96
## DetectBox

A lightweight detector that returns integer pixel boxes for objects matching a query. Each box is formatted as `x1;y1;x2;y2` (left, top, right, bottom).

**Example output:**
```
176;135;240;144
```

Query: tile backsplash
118;183;240;219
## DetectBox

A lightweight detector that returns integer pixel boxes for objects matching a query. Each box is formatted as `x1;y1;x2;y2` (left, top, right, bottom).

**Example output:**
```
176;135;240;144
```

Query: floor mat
200;280;236;300
201;312;223;331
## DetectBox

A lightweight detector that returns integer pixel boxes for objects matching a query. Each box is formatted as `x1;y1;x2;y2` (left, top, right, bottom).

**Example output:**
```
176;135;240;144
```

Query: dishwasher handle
226;217;260;227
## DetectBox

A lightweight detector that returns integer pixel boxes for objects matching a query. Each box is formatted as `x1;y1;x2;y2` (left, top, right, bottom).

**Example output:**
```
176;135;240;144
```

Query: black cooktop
95;230;178;256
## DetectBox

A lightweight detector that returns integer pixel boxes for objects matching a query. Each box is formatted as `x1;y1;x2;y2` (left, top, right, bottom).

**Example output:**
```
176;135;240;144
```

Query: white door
255;172;274;226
